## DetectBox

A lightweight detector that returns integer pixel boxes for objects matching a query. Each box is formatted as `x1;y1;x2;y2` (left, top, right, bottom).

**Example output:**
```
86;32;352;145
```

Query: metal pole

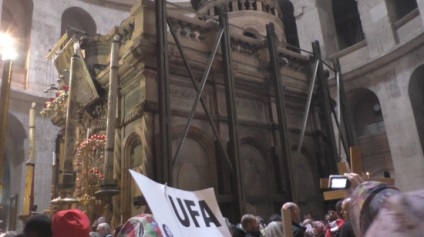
334;59;356;148
336;72;341;158
171;28;224;168
219;6;244;218
166;19;235;173
266;23;294;201
103;35;120;183
297;61;319;154
312;41;338;174
0;59;12;199
22;102;36;216
156;0;172;184
62;49;79;192
330;105;349;159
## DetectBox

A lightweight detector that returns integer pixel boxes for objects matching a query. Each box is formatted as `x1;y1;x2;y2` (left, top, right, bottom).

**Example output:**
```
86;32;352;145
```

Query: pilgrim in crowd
1;172;422;237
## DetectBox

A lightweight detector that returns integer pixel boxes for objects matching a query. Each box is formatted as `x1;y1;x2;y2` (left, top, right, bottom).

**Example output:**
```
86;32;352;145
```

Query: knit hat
117;214;163;237
53;209;91;237
350;181;400;237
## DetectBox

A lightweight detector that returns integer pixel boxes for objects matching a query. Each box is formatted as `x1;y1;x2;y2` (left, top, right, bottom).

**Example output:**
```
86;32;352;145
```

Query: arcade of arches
4;0;424;231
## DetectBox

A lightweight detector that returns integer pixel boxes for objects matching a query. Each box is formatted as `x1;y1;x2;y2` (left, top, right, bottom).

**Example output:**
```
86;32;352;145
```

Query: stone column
293;0;338;57
415;0;424;26
357;0;397;58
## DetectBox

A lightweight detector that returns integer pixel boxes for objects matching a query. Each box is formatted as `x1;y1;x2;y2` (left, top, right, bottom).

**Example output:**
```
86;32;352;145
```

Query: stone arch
1;0;33;68
332;0;365;49
347;88;394;178
409;65;424;157
172;126;216;191
2;113;26;225
348;88;384;137
123;133;146;218
239;136;275;218
61;7;97;36
290;145;322;218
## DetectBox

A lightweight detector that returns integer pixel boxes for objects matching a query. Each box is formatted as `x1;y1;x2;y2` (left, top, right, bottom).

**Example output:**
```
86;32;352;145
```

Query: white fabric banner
129;170;232;237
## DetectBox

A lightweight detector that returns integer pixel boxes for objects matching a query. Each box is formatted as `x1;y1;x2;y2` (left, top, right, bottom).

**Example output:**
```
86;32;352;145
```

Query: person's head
341;198;351;220
241;214;259;234
350;181;400;237
324;214;330;223
312;221;326;237
23;214;52;237
117;214;162;237
282;202;301;224
327;210;338;222
96;223;111;237
52;209;91;237
92;216;106;230
303;213;313;220
303;218;313;226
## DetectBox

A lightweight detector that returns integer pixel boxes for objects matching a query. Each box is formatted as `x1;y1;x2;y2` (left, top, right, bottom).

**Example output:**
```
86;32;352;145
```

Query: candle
28;102;36;163
52;152;56;166
86;128;90;141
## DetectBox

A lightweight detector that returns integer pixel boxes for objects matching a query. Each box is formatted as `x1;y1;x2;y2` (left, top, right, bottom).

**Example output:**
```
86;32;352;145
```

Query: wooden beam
337;161;351;174
281;208;293;237
46;33;69;60
350;146;362;174
320;178;329;189
323;190;347;201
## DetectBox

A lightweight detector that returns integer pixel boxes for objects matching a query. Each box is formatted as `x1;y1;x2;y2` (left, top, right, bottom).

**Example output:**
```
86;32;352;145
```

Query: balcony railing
336;17;365;50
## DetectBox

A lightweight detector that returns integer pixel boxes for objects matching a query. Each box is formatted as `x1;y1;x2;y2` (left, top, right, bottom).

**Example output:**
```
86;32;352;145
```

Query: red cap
53;209;91;237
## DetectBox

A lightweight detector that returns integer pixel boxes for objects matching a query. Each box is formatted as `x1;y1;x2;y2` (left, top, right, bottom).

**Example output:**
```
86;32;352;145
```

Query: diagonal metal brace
297;60;319;154
168;21;231;171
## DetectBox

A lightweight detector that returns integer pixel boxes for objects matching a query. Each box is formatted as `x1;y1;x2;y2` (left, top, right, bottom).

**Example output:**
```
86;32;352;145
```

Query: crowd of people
0;172;423;237
228;172;424;237
0;209;163;237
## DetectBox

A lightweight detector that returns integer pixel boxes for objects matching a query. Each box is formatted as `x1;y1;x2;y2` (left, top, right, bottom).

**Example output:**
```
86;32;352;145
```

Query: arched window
278;0;299;51
409;65;424;154
348;88;394;179
349;89;384;137
386;0;418;23
239;139;275;218
61;7;97;36
332;0;365;50
1;0;33;68
172;137;212;191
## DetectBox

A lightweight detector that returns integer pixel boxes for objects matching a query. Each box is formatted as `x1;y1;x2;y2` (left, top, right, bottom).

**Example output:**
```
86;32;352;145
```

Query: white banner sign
129;170;232;237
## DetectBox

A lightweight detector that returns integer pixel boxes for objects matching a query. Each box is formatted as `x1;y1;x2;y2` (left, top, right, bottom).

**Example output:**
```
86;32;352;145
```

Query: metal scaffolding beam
266;23;294;201
312;41;338;175
156;0;172;184
219;6;245;218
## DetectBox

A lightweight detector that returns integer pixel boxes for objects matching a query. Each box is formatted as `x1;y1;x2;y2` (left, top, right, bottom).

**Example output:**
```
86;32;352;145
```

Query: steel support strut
297;61;319;154
156;0;172;184
170;27;227;170
312;41;338;174
266;23;294;201
219;6;245;218
333;59;356;149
